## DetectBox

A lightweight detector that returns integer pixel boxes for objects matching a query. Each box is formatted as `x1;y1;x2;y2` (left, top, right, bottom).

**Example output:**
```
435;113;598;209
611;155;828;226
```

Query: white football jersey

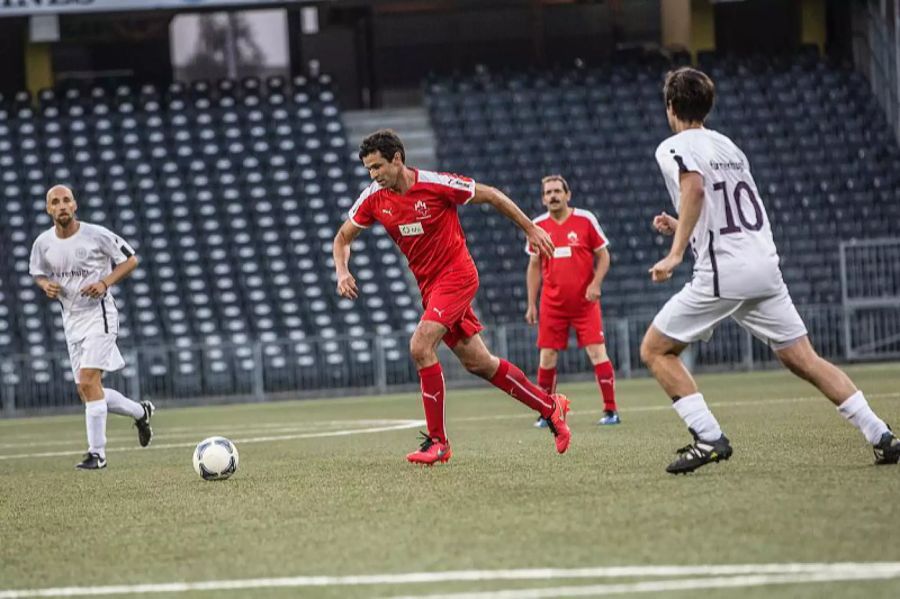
29;222;135;343
655;128;783;299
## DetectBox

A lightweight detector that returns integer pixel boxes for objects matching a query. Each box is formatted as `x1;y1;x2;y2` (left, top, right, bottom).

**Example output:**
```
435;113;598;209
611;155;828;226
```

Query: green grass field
1;363;899;598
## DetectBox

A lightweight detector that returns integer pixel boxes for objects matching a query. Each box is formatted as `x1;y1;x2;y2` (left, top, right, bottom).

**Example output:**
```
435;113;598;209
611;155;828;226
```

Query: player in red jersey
525;175;619;428
332;130;572;465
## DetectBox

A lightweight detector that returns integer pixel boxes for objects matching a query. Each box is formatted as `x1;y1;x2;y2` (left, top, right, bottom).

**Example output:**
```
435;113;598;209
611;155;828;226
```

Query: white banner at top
0;0;309;17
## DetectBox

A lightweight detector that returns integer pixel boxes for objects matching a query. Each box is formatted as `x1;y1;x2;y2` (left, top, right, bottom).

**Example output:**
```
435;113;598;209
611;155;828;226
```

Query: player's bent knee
462;358;489;377
76;382;101;399
586;344;608;363
639;338;657;367
460;352;496;378
775;336;818;380
782;358;814;382
408;340;435;367
539;350;559;369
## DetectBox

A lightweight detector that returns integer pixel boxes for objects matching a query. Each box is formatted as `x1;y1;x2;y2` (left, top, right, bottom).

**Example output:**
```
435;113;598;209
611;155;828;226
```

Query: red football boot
406;432;452;465
546;394;571;454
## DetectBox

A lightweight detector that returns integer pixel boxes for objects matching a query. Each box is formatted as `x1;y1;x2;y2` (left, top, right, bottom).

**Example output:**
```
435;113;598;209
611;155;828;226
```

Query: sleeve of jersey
588;217;610;251
347;192;375;228
664;138;702;175
439;173;476;205
101;228;136;264
28;241;48;277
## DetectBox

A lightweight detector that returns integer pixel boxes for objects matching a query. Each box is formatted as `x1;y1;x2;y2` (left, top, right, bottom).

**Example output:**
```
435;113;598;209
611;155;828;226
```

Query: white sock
85;400;108;459
673;393;723;442
104;387;144;419
837;391;889;445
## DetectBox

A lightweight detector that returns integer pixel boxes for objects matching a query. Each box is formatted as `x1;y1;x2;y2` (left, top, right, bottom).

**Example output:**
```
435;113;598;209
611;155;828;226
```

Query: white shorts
68;334;126;383
652;283;808;348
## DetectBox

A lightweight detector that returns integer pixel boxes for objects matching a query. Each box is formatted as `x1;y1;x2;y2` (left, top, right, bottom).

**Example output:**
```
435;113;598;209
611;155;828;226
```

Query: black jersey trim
100;298;109;334
707;231;720;298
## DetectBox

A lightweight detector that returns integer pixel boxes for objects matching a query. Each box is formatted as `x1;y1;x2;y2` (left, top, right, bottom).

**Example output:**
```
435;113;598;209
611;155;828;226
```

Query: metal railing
1;302;885;416
840;238;900;360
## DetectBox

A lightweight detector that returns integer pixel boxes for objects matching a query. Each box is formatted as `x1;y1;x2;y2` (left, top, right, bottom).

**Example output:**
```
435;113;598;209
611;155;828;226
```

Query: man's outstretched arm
470;183;554;258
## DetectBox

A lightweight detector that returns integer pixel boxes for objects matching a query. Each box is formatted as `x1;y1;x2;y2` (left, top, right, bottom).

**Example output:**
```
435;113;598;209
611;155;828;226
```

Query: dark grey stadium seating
0;74;419;402
2;48;898;408
425;49;900;324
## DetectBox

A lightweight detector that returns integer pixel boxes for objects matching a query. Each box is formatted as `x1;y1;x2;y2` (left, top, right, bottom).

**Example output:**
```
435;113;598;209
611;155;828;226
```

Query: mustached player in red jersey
525;175;619;428
332;130;572;465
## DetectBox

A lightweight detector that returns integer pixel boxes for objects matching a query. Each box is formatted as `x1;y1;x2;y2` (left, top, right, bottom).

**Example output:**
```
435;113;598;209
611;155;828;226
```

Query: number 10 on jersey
713;180;764;235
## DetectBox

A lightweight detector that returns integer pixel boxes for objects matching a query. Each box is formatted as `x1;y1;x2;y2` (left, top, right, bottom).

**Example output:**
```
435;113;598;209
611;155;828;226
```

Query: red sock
490;359;555;418
418;363;447;443
594;360;617;412
537;366;557;395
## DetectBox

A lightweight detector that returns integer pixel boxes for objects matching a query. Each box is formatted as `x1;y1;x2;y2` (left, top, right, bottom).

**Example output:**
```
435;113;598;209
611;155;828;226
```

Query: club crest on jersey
567;231;578;245
75;247;88;259
415;200;429;220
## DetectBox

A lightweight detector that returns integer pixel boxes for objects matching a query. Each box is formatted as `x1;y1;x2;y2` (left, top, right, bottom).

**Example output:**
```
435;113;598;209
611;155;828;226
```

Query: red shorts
420;269;484;348
537;303;605;350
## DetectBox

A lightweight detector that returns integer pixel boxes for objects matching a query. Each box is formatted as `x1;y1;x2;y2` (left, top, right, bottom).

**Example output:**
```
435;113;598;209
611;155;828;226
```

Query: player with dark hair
333;129;572;465
643;67;900;474
29;185;154;470
525;174;619;428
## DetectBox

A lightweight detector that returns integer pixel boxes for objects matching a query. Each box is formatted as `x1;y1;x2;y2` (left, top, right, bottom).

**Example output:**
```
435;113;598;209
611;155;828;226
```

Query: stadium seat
425;51;896;322
0;72;419;403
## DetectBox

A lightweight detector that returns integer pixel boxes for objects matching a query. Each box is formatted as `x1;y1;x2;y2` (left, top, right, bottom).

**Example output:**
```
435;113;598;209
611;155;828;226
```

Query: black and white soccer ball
192;436;239;481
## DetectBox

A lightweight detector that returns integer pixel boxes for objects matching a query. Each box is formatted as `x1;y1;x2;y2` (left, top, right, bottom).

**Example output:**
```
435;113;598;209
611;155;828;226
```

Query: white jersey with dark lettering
29;222;135;344
655;128;783;299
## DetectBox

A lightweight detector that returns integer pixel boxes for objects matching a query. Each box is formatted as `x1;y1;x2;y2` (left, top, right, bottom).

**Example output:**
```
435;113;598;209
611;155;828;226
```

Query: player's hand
80;281;108;299
652;212;678;236
336;272;358;299
585;284;601;302
41;281;61;299
527;226;554;259
649;254;682;283
525;304;538;326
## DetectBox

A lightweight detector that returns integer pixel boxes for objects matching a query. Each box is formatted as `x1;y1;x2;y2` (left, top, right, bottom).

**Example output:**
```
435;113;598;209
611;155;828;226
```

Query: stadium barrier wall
0;303;893;416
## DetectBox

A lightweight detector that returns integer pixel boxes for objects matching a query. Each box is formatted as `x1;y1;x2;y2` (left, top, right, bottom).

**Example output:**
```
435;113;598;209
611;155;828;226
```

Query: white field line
388;567;900;599
0;420;411;450
1;563;899;598
2;391;898;456
0;420;425;461
455;391;900;424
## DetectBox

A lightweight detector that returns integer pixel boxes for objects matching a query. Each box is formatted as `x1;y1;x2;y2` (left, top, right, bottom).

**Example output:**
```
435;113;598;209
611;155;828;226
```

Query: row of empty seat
426;50;900;323
0;74;422;405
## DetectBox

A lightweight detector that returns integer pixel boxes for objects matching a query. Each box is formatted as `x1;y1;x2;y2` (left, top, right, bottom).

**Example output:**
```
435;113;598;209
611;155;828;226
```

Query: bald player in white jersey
29;185;154;470
641;67;899;474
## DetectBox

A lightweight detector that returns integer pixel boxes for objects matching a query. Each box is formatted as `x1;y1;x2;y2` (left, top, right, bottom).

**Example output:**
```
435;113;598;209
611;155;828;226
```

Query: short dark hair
359;129;405;163
663;67;715;123
541;174;570;194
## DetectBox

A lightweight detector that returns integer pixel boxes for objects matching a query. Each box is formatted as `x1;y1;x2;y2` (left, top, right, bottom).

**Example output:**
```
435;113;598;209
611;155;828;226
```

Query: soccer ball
192;436;239;481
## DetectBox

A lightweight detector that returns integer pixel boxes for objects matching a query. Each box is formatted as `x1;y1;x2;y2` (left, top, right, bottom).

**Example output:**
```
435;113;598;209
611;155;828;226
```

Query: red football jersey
348;169;478;292
526;208;610;312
